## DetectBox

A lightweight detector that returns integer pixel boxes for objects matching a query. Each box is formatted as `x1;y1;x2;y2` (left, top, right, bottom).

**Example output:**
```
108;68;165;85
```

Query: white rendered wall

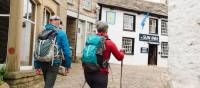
101;7;168;67
169;0;200;88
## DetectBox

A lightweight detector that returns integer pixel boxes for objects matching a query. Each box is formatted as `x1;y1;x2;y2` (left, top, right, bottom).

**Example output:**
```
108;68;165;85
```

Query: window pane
0;0;10;14
123;14;135;31
161;21;168;35
149;19;157;34
23;0;35;21
21;22;35;66
83;0;92;10
28;1;35;21
43;8;51;25
87;22;92;33
161;42;168;56
21;0;36;66
0;16;9;63
122;37;134;54
23;0;28;18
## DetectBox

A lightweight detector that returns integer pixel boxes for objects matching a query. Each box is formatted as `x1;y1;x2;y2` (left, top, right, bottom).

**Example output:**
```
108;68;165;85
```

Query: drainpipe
74;0;80;62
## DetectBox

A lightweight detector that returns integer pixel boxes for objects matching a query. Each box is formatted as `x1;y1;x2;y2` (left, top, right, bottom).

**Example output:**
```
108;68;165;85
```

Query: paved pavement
35;63;170;88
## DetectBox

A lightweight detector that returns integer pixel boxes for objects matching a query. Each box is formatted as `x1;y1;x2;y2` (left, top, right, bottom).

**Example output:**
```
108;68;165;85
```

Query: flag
141;12;149;30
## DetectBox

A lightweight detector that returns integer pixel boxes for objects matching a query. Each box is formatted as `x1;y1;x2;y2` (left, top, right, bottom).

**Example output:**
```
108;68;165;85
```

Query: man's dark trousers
41;62;59;88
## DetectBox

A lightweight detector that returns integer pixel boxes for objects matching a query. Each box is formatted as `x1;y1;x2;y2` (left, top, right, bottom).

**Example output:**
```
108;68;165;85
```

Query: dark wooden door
148;44;158;65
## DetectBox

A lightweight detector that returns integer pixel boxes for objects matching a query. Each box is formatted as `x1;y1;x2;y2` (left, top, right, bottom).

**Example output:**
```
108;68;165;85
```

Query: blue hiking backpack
81;34;108;73
34;29;62;66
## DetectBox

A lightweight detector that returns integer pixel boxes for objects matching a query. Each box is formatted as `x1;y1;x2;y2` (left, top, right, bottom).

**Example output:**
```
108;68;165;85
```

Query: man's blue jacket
34;24;71;68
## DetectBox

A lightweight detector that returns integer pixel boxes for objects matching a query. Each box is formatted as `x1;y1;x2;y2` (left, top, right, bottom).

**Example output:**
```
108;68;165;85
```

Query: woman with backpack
83;22;125;88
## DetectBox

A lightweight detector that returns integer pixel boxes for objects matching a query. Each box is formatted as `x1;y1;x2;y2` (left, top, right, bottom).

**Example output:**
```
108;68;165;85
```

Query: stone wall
168;0;200;88
4;71;43;88
67;0;97;19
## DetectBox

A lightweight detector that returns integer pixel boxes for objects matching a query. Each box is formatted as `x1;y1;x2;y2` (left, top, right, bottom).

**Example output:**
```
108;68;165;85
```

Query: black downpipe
99;5;102;21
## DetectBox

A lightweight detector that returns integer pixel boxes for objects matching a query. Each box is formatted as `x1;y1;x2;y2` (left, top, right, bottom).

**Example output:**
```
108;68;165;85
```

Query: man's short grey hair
96;21;108;33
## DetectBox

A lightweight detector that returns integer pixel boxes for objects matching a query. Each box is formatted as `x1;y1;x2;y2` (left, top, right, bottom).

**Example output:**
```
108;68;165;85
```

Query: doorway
76;20;86;58
148;44;158;65
0;0;10;63
66;16;76;62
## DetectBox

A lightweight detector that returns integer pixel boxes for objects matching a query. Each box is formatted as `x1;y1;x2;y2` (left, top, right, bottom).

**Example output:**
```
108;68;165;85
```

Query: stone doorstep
9;79;42;88
4;71;43;86
4;68;67;87
5;75;43;85
5;66;70;79
4;71;36;79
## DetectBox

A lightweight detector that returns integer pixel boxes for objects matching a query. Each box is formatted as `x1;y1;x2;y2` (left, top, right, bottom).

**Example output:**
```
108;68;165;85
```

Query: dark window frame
149;18;158;34
123;13;136;32
122;37;135;55
161;20;168;36
161;42;168;58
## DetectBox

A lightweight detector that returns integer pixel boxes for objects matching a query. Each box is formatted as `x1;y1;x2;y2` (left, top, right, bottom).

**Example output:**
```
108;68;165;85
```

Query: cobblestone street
35;63;170;88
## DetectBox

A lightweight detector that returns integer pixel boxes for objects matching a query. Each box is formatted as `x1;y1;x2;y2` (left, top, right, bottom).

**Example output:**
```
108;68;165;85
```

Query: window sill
161;34;168;36
149;33;158;35
125;53;134;55
161;55;168;58
83;8;92;12
67;2;74;5
4;70;36;79
53;0;60;5
20;66;33;71
123;29;135;32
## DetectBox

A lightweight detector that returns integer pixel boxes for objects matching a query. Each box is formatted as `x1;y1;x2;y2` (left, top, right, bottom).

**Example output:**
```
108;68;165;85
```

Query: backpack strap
51;36;57;66
97;36;110;68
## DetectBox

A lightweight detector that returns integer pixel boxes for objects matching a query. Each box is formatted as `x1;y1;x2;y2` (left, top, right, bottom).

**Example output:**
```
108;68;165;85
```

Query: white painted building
98;0;168;67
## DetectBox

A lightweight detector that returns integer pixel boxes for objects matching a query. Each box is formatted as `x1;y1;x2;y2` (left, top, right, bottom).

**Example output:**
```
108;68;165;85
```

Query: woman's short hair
96;21;108;33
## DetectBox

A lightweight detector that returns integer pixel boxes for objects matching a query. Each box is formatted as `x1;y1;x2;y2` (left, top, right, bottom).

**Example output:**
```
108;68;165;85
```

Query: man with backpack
82;22;124;88
34;15;71;88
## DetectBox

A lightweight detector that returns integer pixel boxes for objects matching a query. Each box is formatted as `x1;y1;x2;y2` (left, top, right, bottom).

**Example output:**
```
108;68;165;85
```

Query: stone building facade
0;0;67;87
66;0;98;62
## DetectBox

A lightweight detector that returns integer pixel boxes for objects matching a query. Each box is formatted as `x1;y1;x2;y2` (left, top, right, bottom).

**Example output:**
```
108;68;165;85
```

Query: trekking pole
120;60;123;88
108;64;114;82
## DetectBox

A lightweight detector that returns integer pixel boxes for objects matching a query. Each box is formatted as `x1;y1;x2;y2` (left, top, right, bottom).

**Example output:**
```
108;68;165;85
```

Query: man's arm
61;31;71;68
34;60;41;69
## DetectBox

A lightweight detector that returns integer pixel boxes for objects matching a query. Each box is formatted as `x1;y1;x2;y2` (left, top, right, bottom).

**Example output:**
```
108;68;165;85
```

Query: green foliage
0;64;6;83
